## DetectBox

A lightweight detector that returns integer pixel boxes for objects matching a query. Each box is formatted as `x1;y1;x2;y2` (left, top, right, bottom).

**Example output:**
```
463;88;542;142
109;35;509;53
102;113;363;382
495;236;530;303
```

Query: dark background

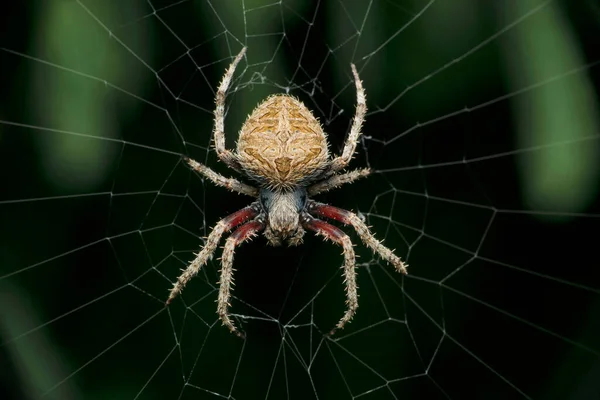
1;1;599;399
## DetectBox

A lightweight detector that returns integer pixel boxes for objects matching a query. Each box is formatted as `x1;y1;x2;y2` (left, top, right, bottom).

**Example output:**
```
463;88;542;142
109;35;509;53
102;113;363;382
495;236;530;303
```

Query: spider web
1;0;600;399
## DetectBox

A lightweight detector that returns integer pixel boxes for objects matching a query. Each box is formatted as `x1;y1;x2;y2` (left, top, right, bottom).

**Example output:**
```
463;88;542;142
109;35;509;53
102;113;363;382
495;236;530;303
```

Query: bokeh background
1;0;600;399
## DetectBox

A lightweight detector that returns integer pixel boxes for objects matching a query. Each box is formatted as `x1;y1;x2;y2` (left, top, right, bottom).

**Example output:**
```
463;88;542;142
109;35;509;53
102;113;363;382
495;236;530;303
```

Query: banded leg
166;205;259;305
185;157;259;197
218;220;265;337
308;168;371;196
330;64;367;173
213;47;247;170
308;201;408;274
303;215;357;335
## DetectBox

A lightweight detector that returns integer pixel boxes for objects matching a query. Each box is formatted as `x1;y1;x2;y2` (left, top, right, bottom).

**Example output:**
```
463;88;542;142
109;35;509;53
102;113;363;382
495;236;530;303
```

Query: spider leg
166;204;260;305
330;64;366;173
218;219;265;338
302;214;358;335
185;157;259;197
213;47;247;171
308;168;371;196
307;201;408;274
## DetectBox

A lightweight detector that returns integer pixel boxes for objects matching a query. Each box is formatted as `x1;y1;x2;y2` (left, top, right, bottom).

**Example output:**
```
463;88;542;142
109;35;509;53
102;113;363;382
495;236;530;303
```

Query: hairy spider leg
307;168;371;196
213;47;247;171
329;63;367;173
166;204;260;305
185;157;259;197
308;202;408;274
218;220;265;338
302;215;358;335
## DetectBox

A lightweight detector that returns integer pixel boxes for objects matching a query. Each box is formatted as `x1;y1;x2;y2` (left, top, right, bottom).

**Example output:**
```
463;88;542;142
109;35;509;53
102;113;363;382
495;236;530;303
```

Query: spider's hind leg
213;47;247;171
330;64;366;173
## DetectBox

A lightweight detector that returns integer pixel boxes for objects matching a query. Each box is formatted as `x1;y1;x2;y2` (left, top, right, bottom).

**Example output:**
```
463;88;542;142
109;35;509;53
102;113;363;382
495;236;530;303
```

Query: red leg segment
307;201;408;274
308;202;352;224
166;204;260;305
228;220;264;243
304;218;347;242
221;205;261;228
303;216;358;335
218;220;265;338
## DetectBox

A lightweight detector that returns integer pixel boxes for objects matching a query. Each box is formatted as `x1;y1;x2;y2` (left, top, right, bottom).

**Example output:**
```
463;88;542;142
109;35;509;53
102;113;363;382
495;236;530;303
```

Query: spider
166;47;408;338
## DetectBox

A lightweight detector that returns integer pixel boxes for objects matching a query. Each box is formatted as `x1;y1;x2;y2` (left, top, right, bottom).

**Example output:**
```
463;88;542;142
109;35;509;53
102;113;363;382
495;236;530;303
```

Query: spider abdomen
236;94;330;189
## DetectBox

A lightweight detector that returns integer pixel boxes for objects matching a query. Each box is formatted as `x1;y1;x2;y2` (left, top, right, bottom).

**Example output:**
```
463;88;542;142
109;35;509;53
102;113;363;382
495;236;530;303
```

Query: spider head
260;187;307;241
236;94;330;190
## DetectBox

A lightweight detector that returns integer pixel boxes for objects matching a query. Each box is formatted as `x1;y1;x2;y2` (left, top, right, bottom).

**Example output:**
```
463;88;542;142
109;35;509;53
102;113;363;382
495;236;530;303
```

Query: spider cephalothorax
166;47;408;338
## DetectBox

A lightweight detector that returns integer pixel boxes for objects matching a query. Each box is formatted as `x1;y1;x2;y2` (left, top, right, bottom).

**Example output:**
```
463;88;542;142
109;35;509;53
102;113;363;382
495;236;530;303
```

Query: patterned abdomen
236;94;330;189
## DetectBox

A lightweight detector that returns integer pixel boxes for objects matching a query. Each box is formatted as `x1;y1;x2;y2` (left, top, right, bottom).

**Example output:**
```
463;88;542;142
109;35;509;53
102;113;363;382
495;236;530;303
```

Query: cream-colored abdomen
236;94;330;189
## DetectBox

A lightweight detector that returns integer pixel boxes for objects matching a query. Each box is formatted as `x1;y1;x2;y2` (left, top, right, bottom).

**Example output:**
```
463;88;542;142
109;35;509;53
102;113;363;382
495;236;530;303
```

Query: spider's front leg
307;201;408;274
166;204;260;305
218;219;265;338
302;214;358;336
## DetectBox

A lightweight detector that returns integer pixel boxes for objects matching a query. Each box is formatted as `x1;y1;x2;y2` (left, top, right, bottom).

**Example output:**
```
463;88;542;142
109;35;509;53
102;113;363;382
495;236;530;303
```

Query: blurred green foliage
504;0;599;219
